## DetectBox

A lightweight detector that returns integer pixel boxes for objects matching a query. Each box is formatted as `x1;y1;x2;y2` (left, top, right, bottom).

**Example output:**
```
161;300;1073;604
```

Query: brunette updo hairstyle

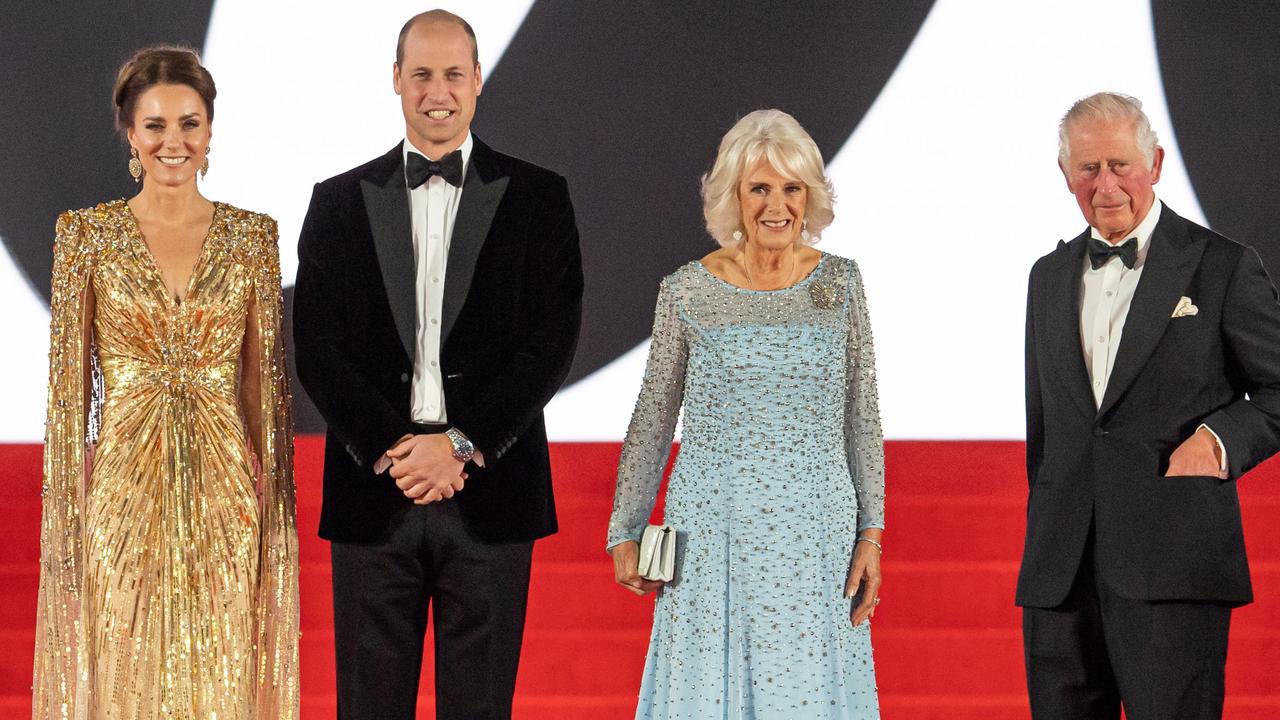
112;46;217;133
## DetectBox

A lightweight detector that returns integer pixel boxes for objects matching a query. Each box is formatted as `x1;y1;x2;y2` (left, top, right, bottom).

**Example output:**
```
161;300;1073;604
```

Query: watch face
447;430;474;462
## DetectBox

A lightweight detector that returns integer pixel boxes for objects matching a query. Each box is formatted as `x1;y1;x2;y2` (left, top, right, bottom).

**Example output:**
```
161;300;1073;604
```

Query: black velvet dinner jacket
293;138;583;544
1017;205;1280;608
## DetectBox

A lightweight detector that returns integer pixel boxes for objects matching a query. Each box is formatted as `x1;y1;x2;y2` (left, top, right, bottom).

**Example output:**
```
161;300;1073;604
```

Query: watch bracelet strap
445;427;474;462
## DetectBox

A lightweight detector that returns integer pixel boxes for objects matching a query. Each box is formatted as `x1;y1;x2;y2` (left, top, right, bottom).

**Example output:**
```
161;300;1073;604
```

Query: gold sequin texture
33;200;300;719
608;253;885;718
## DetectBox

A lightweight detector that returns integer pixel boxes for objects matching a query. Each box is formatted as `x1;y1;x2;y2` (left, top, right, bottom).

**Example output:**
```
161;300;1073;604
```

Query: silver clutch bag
638;523;676;582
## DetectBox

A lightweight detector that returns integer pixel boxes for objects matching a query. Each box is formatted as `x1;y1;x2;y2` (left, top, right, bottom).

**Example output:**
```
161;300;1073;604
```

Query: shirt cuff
1197;423;1229;476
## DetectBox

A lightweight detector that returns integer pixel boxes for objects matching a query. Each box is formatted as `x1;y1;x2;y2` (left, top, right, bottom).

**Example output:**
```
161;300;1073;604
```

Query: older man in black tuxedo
1019;92;1280;719
292;10;582;720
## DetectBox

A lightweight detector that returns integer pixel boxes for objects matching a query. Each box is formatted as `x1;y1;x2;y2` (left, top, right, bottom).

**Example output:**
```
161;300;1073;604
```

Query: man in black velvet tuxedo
1018;91;1280;719
292;10;582;719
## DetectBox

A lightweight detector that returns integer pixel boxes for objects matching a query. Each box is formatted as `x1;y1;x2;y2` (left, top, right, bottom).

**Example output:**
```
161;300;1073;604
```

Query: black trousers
1022;533;1232;720
331;498;534;720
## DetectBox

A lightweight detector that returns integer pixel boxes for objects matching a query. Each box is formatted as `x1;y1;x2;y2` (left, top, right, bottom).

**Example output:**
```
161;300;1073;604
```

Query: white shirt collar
1089;196;1162;254
402;131;473;180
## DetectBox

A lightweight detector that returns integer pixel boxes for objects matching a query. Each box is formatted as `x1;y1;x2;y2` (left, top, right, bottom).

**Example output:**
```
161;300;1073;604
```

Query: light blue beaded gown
608;253;885;719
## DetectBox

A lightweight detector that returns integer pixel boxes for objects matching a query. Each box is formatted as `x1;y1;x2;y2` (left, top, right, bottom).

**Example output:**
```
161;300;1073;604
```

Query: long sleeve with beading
245;220;301;719
607;279;688;549
845;261;885;531
33;210;95;719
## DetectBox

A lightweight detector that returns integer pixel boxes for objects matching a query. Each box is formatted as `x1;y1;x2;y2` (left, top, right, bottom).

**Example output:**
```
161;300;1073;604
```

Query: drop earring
128;147;142;183
800;219;811;243
200;147;210;179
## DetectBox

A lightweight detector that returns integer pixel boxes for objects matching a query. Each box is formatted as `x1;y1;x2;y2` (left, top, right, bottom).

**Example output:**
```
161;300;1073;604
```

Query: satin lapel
441;141;508;345
1097;210;1205;418
360;146;417;361
1043;232;1097;420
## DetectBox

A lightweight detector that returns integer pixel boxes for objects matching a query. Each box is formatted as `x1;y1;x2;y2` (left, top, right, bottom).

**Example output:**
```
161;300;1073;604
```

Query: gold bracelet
856;536;882;554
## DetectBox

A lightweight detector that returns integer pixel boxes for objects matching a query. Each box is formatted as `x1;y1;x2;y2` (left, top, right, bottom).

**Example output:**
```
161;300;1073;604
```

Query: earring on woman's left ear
201;147;211;179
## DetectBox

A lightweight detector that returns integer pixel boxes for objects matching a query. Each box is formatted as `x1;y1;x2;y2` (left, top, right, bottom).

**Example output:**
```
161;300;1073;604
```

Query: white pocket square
1172;296;1199;318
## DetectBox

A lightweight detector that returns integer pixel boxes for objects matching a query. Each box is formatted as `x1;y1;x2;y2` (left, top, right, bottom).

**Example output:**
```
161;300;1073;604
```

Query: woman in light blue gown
607;109;885;719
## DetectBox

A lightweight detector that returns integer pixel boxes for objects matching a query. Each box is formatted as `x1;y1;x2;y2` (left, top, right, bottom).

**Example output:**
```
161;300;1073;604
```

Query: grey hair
1058;92;1159;169
701;109;835;247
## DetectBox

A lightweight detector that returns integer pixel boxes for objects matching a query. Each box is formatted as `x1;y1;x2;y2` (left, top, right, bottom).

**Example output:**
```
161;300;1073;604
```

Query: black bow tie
1088;237;1138;270
405;150;463;188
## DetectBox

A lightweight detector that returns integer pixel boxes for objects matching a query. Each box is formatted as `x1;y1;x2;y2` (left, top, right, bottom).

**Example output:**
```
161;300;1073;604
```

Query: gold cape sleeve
34;210;94;719
250;218;301;718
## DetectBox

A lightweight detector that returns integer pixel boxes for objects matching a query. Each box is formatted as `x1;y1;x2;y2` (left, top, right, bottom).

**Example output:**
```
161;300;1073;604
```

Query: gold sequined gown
33;200;300;719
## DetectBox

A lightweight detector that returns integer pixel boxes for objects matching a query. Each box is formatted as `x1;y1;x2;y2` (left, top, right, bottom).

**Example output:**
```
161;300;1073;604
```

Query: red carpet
2;439;1278;718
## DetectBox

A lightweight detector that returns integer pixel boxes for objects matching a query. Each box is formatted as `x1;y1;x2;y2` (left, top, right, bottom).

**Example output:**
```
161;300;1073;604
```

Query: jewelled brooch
810;281;842;310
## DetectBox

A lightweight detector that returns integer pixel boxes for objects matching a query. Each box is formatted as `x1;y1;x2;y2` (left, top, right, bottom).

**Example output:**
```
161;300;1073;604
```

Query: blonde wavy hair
701;109;835;247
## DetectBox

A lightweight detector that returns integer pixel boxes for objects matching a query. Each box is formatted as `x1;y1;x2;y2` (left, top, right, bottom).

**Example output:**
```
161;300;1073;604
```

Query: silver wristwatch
444;427;475;463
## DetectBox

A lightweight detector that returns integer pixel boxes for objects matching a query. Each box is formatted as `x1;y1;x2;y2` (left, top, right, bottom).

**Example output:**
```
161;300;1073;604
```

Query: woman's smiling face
127;83;212;187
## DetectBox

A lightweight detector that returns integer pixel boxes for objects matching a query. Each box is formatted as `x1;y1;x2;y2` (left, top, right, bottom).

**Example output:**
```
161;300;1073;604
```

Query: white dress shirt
1078;198;1226;473
1079;200;1162;407
405;133;472;424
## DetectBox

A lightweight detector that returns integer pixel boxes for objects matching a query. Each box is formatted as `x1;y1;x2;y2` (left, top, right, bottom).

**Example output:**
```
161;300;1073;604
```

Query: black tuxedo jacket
1017;205;1280;608
293;138;583;544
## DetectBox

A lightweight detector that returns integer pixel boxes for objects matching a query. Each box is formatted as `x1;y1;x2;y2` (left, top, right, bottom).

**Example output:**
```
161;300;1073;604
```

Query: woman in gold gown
32;47;299;719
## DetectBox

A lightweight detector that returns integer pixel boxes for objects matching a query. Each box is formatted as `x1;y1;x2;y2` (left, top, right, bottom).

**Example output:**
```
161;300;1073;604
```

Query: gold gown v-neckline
121;200;221;306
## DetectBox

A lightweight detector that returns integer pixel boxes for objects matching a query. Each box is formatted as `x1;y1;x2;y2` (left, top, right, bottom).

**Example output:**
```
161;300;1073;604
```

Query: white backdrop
0;0;1205;442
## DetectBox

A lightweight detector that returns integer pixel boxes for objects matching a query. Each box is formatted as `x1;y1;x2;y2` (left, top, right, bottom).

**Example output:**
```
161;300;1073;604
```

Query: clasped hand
388;434;467;505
